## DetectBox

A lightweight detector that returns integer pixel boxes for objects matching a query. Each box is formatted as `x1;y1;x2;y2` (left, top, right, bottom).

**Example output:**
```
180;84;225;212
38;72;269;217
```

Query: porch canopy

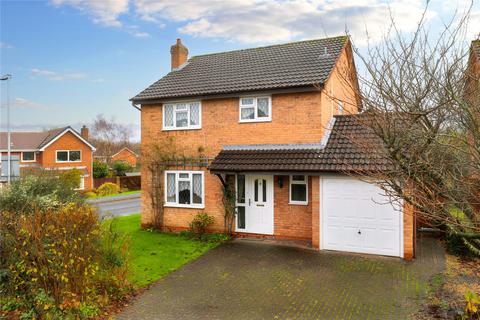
209;115;392;174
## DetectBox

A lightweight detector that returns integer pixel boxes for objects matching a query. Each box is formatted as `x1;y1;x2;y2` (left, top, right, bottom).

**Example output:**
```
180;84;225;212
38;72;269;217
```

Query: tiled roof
0;127;87;151
208;114;392;172
131;36;348;102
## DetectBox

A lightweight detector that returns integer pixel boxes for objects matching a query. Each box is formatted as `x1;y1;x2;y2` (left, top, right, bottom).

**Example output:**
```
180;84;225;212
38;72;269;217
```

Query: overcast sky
0;0;479;141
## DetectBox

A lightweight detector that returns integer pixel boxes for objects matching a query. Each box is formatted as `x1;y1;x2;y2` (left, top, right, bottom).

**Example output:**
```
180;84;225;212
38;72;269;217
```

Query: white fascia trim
319;117;336;148
39;128;96;151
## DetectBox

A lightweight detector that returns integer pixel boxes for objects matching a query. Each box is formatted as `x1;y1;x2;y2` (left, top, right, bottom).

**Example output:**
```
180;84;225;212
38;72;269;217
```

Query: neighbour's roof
131;36;348;102
208;114;392;173
0;127;95;151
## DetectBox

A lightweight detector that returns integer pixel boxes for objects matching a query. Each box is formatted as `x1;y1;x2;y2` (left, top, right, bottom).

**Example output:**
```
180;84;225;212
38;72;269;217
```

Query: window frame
289;175;308;205
164;170;205;209
162;101;202;131
21;151;36;162
239;96;272;123
55;150;82;163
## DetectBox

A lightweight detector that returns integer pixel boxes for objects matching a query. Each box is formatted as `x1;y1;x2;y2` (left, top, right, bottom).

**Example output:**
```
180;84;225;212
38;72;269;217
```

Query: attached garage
320;176;403;258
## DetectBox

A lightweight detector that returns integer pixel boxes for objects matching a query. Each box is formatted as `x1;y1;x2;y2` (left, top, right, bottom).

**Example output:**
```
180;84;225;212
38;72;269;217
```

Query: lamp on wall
278;176;284;188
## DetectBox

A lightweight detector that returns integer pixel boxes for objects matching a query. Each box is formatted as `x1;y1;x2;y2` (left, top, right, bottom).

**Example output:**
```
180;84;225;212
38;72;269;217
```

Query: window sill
55;161;82;163
164;203;205;209
239;119;272;124
289;201;308;206
162;127;201;131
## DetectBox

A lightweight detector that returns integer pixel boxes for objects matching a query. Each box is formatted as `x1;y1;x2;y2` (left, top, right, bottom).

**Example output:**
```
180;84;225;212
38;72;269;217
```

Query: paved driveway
117;236;444;320
88;193;141;218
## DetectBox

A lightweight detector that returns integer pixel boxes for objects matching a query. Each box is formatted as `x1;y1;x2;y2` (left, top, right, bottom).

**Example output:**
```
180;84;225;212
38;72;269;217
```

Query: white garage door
320;176;403;257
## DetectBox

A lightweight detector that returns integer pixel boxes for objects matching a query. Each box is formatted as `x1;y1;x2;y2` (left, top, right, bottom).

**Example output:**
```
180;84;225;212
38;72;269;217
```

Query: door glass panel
254;179;259;202
192;174;202;204
262;179;267;202
178;181;191;204
237;206;245;229
237;175;245;203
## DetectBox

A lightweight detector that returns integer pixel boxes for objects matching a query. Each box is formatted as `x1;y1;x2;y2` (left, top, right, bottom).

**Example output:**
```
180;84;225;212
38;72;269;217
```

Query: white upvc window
239;96;271;123
164;170;204;208
56;150;82;163
289;175;308;205
21;151;36;162
163;101;201;130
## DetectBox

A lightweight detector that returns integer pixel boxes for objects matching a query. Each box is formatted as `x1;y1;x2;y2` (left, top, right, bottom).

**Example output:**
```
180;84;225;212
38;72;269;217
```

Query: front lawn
108;214;223;287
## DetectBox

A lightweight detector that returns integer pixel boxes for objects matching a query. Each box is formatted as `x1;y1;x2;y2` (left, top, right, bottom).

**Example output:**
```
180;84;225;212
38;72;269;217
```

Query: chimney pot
80;125;89;140
170;38;188;70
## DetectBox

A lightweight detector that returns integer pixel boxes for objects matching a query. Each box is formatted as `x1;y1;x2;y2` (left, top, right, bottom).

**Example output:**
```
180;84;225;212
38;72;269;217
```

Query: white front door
320;176;403;257
236;174;274;235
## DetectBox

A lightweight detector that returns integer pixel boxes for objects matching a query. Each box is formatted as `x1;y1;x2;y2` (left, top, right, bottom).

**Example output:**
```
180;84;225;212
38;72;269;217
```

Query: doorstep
232;237;313;250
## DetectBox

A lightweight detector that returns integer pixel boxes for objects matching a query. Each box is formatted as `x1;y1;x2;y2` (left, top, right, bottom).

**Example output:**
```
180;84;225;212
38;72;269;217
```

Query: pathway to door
116;235;445;320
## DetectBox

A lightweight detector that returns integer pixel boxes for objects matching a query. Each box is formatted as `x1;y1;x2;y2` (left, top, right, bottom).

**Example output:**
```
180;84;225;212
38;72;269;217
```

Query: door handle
358;230;361;235
249;199;251;206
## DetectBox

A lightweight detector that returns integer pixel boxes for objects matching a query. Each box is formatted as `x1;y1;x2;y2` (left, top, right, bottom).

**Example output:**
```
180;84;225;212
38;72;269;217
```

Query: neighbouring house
0;125;96;189
111;147;138;167
132;36;416;260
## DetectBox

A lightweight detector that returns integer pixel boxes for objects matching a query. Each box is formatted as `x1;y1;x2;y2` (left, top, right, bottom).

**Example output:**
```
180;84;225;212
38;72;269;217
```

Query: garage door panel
321;177;402;257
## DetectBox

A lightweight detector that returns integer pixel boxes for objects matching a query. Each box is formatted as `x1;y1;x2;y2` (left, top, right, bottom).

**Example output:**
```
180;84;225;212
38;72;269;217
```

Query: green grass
88;190;141;199
108;214;222;287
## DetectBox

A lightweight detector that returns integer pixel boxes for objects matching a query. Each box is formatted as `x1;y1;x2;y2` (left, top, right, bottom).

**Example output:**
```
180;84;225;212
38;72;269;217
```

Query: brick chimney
80;125;89;140
170;38;188;70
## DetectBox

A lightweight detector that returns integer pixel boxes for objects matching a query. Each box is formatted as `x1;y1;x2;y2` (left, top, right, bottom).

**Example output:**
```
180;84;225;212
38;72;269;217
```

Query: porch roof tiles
208;114;392;173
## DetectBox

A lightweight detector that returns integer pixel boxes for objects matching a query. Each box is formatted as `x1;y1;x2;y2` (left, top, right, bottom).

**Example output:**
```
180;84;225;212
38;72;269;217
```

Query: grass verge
88;190;141;200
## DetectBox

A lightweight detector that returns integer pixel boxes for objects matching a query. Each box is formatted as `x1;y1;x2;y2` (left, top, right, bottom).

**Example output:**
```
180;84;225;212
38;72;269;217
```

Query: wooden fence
93;175;141;190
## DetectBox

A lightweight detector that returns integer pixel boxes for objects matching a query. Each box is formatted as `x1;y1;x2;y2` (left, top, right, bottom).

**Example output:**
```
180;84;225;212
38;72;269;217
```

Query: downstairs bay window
164;170;204;208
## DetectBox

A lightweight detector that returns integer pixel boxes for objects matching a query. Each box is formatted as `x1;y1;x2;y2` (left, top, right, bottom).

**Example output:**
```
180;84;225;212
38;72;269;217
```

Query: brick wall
112;149;138;167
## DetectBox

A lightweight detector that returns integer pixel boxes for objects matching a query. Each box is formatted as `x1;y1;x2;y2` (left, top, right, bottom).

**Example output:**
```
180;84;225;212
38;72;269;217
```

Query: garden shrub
97;182;120;197
84;191;97;198
59;168;82;189
0;174;83;214
93;160;109;179
189;213;215;239
111;161;133;176
0;205;132;319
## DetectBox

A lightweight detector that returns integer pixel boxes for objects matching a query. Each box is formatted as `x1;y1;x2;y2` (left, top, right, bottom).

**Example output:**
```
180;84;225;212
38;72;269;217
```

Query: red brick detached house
132;37;415;260
111;147;138;167
0;126;96;189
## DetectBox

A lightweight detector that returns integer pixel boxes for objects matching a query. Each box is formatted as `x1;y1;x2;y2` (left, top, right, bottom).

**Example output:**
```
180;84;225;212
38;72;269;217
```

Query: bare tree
340;5;480;255
90;114;134;159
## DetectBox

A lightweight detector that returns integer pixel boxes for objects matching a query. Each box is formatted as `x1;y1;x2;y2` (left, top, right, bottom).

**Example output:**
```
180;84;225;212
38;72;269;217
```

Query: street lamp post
1;74;12;183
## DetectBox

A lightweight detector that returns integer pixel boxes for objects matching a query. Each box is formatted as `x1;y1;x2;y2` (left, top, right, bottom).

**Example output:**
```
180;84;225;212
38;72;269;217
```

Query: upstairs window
289;175;308;205
56;150;81;163
239;96;271;122
21;152;36;162
163;102;201;130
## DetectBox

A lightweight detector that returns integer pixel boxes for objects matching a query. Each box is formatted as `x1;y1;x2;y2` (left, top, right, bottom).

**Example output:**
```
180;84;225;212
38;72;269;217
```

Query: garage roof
208;114;392;173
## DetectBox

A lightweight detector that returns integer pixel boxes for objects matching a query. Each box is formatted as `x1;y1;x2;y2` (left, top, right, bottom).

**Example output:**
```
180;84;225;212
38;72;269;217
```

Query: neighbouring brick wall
273;176;312;240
